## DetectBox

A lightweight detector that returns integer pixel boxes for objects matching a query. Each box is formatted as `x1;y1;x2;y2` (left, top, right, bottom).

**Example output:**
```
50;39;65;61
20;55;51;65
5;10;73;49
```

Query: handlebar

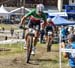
19;25;28;30
29;28;35;34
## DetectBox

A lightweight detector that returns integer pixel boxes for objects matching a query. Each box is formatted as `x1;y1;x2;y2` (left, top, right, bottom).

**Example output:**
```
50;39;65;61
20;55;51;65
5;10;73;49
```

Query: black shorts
45;26;53;35
28;20;40;31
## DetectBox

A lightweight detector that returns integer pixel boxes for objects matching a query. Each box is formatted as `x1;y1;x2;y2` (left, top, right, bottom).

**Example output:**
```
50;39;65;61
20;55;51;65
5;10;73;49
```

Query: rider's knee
35;36;38;39
35;34;39;38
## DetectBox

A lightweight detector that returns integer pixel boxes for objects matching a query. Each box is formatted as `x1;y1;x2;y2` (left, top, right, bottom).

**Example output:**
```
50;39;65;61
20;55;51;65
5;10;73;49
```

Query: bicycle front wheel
26;36;33;63
47;37;52;52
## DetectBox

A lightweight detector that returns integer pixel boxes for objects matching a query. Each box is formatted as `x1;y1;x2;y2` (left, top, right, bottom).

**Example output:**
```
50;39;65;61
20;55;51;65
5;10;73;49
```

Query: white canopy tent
9;6;30;16
0;5;9;19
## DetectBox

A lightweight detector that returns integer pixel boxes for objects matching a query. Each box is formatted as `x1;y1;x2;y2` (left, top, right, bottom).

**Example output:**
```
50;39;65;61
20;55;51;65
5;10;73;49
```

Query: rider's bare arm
20;16;27;25
20;9;36;26
41;21;46;30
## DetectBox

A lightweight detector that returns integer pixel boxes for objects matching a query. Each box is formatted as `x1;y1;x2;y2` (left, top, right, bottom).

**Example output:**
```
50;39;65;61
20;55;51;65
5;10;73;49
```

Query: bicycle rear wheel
26;36;33;63
47;38;52;52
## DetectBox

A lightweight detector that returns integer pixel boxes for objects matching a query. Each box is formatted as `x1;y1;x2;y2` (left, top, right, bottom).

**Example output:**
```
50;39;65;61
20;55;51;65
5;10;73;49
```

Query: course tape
0;39;25;44
61;48;75;53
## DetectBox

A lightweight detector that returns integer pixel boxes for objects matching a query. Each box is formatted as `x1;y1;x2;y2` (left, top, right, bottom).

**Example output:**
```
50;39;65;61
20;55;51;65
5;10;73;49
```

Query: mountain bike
26;28;35;63
47;31;53;52
19;25;38;63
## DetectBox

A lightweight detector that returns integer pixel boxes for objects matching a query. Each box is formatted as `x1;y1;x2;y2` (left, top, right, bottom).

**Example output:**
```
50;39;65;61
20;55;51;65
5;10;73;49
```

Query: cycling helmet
47;18;52;23
36;4;44;13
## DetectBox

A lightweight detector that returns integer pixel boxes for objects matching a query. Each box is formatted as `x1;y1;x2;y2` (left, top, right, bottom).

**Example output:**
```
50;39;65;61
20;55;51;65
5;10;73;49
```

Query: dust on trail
0;44;59;68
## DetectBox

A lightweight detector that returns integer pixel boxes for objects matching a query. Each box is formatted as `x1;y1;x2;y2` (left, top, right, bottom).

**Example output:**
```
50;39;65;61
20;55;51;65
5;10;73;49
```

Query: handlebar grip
19;25;27;30
19;25;23;29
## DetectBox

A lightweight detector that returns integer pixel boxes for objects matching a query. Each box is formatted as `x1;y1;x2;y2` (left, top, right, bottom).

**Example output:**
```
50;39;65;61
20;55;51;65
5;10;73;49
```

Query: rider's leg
34;31;39;47
31;31;40;54
45;35;48;42
24;29;29;49
45;35;53;52
50;36;53;44
48;36;53;52
26;20;32;47
45;35;47;41
45;35;50;52
45;32;49;45
40;30;45;43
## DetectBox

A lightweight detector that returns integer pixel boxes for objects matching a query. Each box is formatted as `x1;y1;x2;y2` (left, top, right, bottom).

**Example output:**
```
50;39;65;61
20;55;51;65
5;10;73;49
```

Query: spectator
60;26;68;43
17;32;19;39
61;34;75;68
68;26;74;34
5;36;7;40
2;27;5;31
10;27;14;36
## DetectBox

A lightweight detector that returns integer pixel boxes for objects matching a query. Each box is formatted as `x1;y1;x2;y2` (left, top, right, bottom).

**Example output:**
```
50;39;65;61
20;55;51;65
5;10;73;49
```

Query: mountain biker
60;26;68;43
19;4;47;54
45;18;55;51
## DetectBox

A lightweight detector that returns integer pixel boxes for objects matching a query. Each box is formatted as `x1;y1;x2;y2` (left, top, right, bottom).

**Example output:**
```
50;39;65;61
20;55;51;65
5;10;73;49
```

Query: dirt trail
0;44;59;68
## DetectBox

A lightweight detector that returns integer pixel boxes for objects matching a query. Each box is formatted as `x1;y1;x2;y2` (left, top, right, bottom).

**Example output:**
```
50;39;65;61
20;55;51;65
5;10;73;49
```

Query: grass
0;24;70;68
0;23;18;30
0;42;70;68
0;42;24;56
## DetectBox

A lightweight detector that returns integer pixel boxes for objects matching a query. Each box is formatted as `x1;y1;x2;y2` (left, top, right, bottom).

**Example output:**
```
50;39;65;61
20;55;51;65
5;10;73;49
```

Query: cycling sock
32;46;36;51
